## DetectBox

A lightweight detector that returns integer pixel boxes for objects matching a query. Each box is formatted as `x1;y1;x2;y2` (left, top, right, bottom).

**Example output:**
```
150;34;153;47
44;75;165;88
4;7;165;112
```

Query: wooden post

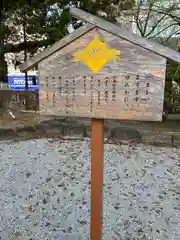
91;118;104;240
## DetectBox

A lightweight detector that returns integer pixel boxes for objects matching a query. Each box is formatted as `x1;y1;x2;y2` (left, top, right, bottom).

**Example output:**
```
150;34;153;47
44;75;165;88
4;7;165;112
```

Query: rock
77;220;87;225
61;117;79;125
34;123;46;134
58;182;65;187
82;200;87;205
111;127;141;141
62;124;85;137
172;133;180;145
41;119;63;128
141;131;172;145
0;128;17;140
42;198;48;204
16;126;36;137
85;126;91;137
25;171;32;178
45;176;52;182
85;125;111;138
45;125;63;136
114;205;119;210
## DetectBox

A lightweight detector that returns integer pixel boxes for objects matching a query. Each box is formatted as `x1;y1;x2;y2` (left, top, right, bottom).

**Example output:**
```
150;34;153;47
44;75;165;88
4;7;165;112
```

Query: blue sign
8;75;39;91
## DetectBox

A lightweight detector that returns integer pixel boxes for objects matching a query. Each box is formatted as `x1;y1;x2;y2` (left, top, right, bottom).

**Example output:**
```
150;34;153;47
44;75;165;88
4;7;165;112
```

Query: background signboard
8;75;39;91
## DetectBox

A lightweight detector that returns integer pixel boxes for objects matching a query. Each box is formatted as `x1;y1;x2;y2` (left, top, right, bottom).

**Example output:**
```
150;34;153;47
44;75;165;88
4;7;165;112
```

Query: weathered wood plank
70;7;180;64
39;28;166;77
19;23;95;72
38;28;166;121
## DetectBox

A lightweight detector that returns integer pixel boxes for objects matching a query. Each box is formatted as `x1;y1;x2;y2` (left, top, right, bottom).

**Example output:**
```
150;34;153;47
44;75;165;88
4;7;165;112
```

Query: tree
110;0;180;43
0;0;71;82
1;0;136;82
111;0;180;110
1;0;180;82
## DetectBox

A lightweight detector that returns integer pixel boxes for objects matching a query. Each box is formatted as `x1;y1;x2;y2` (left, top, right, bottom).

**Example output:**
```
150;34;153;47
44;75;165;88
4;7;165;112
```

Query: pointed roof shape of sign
20;7;180;72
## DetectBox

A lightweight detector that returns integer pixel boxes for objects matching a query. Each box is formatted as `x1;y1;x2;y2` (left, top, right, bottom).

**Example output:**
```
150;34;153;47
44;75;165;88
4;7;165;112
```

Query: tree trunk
0;56;7;82
0;4;7;83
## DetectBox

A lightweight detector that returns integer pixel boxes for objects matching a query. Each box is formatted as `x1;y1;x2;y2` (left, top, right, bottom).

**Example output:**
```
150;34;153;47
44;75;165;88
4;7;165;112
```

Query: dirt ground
0;112;51;129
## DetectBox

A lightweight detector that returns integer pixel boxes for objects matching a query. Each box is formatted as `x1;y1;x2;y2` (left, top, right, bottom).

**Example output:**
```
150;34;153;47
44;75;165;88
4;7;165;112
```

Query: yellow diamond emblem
73;34;120;72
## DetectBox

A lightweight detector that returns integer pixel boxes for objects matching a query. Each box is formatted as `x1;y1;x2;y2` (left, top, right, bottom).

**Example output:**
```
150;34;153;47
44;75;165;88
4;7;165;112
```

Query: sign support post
91;118;104;240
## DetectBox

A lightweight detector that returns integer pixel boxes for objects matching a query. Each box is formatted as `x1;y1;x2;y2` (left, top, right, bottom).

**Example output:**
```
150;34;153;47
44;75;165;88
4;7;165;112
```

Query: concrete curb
140;131;180;145
0;118;179;145
140;131;173;145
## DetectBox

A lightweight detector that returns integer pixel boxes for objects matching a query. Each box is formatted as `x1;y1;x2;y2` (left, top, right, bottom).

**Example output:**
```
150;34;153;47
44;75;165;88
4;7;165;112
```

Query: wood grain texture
38;28;166;121
91;119;104;240
19;23;94;72
70;7;180;64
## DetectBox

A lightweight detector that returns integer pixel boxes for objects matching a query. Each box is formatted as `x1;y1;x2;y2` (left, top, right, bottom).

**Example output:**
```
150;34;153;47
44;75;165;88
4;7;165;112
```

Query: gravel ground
0;138;180;240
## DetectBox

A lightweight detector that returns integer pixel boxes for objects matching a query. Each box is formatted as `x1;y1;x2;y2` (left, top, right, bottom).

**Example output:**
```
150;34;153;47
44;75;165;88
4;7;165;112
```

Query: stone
62;124;85;137
84;125;110;138
16;126;36;137
62;117;79;125
172;133;180;145
34;123;46;134
85;125;91;137
0;128;17;140
49;120;64;128
111;127;141;141
140;131;172;144
45;125;63;137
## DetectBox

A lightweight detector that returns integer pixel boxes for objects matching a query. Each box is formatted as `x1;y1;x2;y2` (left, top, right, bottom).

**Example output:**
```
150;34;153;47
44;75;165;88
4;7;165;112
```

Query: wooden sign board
38;27;166;121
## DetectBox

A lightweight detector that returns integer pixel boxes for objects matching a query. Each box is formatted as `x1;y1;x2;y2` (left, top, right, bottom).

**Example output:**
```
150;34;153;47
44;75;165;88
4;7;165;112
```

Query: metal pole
23;21;28;90
23;21;29;110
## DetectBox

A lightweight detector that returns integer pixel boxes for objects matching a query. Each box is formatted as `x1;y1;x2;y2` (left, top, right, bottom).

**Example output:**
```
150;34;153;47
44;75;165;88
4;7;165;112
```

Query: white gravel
0;138;180;240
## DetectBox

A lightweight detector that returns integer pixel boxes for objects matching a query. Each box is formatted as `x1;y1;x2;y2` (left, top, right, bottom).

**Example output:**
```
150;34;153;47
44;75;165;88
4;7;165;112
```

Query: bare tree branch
119;0;180;45
145;13;167;37
160;29;180;44
134;0;144;35
152;8;180;25
143;1;154;36
148;23;178;39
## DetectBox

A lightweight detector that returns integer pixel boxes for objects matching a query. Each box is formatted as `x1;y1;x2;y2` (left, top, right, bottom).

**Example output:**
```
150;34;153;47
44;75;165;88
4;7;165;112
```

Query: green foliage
0;0;62;80
0;0;179;86
165;60;180;111
1;0;135;57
